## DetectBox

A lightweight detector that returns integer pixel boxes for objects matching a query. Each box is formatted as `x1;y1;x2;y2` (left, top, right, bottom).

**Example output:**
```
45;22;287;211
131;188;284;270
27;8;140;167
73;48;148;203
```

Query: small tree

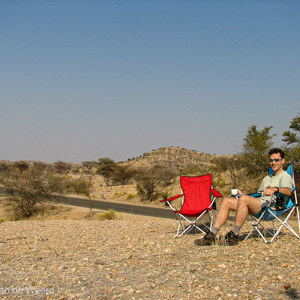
151;165;177;187
1;166;53;219
96;158;117;186
80;161;98;212
282;113;300;188
283;113;300;146
72;175;95;213
134;166;170;201
242;125;275;177
111;165;135;185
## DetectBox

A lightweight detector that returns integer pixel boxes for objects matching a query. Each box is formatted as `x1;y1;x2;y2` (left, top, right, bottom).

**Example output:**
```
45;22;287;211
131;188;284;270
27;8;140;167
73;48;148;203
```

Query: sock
232;225;241;236
210;226;219;235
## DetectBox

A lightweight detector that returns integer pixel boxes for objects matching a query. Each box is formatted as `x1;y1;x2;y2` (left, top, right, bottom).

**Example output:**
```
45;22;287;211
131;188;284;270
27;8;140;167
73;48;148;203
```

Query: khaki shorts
259;198;269;209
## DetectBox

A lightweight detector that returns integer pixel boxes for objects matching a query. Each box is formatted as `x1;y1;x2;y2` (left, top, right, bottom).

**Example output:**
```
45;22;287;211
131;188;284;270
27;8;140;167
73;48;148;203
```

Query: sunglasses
269;158;282;163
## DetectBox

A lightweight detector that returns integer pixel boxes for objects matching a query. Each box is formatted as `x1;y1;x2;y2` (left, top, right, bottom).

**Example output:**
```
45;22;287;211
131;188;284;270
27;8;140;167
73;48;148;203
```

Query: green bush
160;191;170;200
126;193;135;199
96;209;117;220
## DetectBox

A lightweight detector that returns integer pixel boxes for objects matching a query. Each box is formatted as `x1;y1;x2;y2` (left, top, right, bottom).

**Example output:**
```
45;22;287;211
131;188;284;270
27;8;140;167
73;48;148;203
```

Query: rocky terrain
0;207;299;300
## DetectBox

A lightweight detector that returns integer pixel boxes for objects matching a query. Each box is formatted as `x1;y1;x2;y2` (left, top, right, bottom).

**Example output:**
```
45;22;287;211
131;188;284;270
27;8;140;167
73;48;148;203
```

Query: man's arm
263;186;291;196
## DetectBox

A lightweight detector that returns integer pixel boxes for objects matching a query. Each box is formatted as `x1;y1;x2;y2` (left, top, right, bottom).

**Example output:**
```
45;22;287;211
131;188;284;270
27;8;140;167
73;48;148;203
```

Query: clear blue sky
1;1;299;163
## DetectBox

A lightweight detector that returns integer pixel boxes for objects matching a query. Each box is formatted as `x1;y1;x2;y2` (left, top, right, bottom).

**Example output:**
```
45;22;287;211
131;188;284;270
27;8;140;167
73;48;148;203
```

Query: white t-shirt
257;170;293;202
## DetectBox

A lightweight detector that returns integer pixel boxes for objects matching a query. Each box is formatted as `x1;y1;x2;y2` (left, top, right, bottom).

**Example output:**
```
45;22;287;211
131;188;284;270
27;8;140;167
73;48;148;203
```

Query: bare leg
234;195;262;227
213;197;238;228
195;195;263;246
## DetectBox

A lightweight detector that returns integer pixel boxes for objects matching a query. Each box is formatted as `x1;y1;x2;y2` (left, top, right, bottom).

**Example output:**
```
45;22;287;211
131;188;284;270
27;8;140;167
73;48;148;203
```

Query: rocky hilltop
122;146;232;171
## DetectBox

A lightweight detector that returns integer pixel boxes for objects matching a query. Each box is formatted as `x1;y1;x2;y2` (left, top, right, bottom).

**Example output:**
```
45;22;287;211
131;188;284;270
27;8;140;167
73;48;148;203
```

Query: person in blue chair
195;148;293;246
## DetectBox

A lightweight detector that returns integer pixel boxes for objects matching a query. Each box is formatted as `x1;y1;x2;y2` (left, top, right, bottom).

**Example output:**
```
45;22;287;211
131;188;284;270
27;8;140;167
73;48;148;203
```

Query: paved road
54;195;175;219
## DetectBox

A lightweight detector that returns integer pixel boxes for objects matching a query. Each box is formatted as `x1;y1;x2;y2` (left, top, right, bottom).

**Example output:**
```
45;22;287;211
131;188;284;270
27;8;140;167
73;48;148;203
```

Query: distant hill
121;146;232;171
0;146;233;172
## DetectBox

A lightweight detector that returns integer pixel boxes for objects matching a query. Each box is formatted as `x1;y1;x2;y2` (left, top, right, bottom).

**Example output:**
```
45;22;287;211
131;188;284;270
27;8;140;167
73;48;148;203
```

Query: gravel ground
0;214;299;300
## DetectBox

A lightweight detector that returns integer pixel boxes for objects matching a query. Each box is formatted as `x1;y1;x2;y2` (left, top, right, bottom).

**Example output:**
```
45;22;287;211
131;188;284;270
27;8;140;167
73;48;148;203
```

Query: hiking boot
224;231;239;245
194;231;216;246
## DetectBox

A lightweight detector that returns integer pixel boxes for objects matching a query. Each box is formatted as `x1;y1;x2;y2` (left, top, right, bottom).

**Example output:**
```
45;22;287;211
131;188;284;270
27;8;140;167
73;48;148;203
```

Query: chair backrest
287;164;293;177
180;174;212;213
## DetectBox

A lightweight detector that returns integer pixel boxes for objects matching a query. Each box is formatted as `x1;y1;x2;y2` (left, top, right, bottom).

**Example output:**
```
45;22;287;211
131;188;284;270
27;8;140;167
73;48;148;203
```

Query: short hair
269;148;285;158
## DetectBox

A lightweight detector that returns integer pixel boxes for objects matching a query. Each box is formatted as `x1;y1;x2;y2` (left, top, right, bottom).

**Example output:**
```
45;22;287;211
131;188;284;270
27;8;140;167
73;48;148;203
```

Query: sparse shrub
71;177;91;195
134;167;162;201
82;161;97;174
126;193;135;199
136;183;146;200
54;161;71;174
212;177;226;189
154;166;177;187
33;161;48;172
96;209;117;220
181;164;202;176
134;165;177;201
47;175;74;194
113;192;126;199
14;161;29;172
0;162;11;173
160;191;170;200
212;156;245;188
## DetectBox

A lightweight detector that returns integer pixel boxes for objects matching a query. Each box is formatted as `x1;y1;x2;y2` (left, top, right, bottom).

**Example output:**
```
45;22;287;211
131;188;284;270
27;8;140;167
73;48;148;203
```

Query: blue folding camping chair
245;164;300;243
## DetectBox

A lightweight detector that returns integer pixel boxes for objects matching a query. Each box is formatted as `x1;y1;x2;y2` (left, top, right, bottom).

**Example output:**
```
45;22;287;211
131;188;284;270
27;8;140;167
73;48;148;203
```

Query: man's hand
237;189;243;195
263;187;277;196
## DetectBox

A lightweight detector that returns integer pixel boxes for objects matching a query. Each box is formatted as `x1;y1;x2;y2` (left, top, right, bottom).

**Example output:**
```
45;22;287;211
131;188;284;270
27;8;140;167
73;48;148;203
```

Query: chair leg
244;216;255;241
255;224;268;243
209;209;216;231
176;212;209;237
176;216;184;237
296;204;300;236
245;212;270;243
268;210;300;243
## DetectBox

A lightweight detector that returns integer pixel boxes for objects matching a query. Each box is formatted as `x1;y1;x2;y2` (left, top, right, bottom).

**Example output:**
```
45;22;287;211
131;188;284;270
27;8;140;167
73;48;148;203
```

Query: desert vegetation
0;113;299;220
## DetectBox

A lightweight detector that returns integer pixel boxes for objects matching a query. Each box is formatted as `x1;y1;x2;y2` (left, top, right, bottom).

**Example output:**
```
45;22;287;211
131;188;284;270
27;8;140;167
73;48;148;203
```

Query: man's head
268;148;285;175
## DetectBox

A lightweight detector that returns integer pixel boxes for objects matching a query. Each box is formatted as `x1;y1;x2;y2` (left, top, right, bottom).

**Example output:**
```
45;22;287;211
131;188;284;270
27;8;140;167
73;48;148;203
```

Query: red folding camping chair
160;174;222;237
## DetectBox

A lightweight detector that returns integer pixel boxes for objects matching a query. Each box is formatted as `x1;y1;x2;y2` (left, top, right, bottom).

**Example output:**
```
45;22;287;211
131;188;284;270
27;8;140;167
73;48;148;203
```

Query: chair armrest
248;191;293;198
211;189;222;198
275;189;294;197
247;193;261;198
160;194;183;202
274;192;287;197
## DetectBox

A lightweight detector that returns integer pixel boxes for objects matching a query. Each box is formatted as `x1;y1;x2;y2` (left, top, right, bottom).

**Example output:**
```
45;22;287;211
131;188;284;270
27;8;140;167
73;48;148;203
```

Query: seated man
195;148;293;246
